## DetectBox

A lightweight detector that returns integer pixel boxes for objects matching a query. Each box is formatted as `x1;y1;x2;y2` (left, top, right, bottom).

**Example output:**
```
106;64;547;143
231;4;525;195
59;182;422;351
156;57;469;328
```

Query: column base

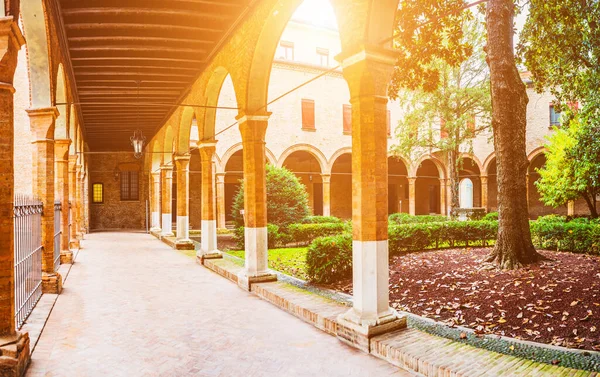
60;250;74;265
69;238;80;250
336;309;406;353
173;240;194;250
76;232;84;241
196;251;223;265
41;272;63;294
0;332;31;377
236;272;277;292
160;232;175;237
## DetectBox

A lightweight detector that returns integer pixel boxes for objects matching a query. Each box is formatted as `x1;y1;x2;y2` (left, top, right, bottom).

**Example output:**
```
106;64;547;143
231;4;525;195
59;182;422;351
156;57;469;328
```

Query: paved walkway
26;232;411;377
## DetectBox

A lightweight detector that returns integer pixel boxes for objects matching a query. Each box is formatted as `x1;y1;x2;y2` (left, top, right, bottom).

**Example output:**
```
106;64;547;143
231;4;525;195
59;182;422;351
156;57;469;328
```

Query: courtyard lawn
227;248;309;280
327;247;600;352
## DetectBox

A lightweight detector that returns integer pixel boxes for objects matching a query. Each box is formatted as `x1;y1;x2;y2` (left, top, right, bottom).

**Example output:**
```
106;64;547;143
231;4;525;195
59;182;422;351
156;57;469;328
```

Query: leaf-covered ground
329;248;600;351
227;248;309;280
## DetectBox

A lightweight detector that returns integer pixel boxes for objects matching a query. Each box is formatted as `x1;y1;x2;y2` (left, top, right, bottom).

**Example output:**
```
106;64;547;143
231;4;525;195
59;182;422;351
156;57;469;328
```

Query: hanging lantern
130;129;146;159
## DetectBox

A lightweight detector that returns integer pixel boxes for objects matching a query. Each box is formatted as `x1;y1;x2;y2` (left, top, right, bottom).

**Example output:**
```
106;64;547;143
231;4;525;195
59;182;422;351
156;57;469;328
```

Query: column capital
54;139;71;161
0;16;25;61
321;174;331;184
160;164;173;171
215;173;225;183
173;154;191;162
235;110;271;124
27;107;59;141
196;139;217;149
408;177;417;183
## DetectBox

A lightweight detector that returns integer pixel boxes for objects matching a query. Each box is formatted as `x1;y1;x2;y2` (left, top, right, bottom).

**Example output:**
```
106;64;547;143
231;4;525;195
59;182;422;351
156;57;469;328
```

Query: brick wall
89;154;149;230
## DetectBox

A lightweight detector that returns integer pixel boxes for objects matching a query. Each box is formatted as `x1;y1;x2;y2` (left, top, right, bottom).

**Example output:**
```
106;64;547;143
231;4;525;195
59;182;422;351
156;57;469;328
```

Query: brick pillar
568;200;575;216
55;140;73;264
160;165;174;236
27;107;62;294
481;175;488;211
439;178;447;216
236;112;276;290
322;174;331;217
174;155;192;245
408;177;416;216
216;173;226;229
68;155;79;249
75;166;84;240
197;142;222;261
335;47;404;349
0;16;31;376
525;173;530;205
150;172;161;231
82;167;89;233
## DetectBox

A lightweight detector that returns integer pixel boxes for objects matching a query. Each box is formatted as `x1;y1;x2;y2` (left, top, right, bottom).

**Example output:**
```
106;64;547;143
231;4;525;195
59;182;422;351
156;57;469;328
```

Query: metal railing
53;201;61;271
14;195;43;329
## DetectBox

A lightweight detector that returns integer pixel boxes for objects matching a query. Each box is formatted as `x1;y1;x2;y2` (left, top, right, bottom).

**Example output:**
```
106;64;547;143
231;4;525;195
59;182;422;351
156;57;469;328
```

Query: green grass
227;247;309;280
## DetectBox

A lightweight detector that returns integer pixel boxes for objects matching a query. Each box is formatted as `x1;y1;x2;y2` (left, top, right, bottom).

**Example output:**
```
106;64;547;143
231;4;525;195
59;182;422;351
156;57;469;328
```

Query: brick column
439;178;447;216
150;172;161;231
55;140;73;264
568;200;575;216
82;167;89;233
216;173;226;229
408;177;416;216
0;16;31;375
160;165;174;236
525;173;530;205
196;142;221;261
481;175;488;211
322;174;331;217
27;107;62;294
335;47;404;350
68;155;79;249
236;112;276;290
174;155;193;246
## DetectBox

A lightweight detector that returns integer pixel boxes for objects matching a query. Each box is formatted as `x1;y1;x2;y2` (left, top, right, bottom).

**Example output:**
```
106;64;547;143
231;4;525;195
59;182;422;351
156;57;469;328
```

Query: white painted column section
243;226;269;277
200;219;218;255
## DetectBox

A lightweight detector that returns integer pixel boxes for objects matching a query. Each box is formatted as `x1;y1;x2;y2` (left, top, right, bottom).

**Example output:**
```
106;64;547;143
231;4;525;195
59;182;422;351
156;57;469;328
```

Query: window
317;47;329;67
301;99;315;130
278;41;294;60
343;104;352;134
92;183;104;204
459;178;474;209
549;104;561;126
120;171;139;201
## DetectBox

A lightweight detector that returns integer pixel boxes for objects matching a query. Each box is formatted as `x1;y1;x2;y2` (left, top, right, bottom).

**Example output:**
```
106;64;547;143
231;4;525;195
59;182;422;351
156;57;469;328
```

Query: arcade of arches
0;1;592;376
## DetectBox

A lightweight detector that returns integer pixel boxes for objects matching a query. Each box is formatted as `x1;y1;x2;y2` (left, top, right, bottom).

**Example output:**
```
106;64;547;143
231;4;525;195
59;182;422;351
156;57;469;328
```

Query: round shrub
233;224;282;250
231;164;310;228
306;234;352;284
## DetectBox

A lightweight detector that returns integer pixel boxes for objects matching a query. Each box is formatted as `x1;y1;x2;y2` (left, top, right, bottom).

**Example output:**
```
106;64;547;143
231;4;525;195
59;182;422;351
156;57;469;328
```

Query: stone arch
203;67;238;141
21;0;52;108
68;104;77;154
388;156;410;214
414;158;444;215
54;63;68;139
327;147;352;174
163;124;175;164
482;152;497;176
330;151;352;219
527;146;548;163
410;155;447;179
458;156;482;208
243;0;399;112
175;106;197;155
219;143;276;172
151;133;165;172
277;144;327;174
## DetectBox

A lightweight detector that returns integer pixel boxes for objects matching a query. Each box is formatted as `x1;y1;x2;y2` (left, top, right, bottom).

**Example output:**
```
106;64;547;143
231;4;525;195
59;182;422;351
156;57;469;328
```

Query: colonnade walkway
26;232;411;377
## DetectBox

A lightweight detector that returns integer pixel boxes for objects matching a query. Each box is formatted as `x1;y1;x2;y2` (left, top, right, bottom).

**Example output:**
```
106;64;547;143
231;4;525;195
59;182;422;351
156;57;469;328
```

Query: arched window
459;178;474;209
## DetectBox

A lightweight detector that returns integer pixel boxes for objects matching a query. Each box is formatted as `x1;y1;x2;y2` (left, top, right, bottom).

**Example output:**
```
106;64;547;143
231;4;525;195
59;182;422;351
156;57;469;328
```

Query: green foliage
535;119;600;218
306;234;353;284
231;164;310;228
389;213;449;224
287;223;347;246
227;248;309;281
530;221;600;255
300;216;342;224
482;212;498;221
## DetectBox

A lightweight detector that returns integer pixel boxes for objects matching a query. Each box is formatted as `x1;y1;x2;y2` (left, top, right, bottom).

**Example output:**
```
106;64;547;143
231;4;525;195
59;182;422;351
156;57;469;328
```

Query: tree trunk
448;149;460;218
582;192;599;219
484;0;543;269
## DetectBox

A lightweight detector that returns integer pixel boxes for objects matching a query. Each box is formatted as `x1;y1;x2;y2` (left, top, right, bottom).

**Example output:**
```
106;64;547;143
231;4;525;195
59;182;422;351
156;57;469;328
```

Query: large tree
483;0;543;268
391;17;491;217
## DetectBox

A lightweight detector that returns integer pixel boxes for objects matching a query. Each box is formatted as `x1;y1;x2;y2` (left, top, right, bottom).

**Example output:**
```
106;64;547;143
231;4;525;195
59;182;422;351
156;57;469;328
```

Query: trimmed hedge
234;224;281;250
530;221;600;254
288;223;347;246
306;234;353;284
483;212;498;221
389;213;449;224
301;216;342;224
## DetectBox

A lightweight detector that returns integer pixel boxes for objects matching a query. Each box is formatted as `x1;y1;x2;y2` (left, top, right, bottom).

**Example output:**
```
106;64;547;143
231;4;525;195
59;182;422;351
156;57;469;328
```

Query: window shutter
302;99;315;130
343;104;352;134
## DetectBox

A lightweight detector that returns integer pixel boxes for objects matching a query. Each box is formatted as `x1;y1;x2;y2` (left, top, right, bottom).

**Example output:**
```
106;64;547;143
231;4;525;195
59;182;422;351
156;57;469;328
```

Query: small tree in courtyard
536;118;600;218
231;164;310;228
390;17;491;217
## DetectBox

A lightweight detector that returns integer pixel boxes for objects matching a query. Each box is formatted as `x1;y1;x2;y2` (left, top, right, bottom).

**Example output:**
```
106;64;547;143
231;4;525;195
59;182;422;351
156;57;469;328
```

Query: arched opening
330;152;352;219
189;149;203;230
458;157;481;208
282;151;323;215
459;178;474;209
55;64;68;140
415;160;441;215
528;153;568;218
486;158;498;212
223;150;244;224
388;156;409;214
